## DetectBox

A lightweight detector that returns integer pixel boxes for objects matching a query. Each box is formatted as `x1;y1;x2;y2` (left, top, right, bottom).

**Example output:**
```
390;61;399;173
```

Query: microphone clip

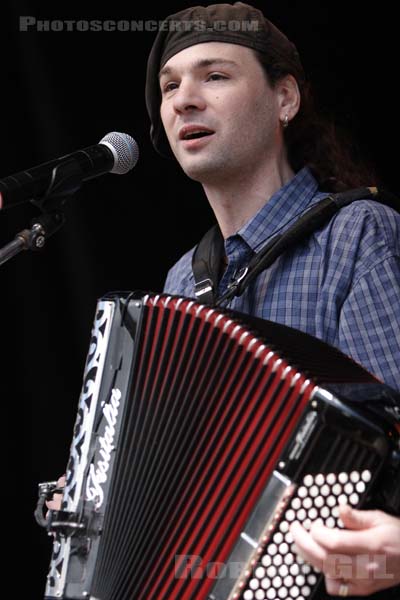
31;158;83;213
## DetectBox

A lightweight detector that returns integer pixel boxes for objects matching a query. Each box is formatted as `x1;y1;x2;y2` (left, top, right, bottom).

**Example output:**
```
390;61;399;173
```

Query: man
144;2;400;598
145;2;400;394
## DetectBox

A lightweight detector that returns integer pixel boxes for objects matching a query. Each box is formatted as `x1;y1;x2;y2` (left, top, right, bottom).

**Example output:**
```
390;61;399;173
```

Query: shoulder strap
191;224;225;304
192;186;400;306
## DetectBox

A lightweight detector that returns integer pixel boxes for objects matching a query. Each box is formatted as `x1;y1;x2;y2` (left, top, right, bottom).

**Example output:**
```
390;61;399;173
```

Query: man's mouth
179;126;215;141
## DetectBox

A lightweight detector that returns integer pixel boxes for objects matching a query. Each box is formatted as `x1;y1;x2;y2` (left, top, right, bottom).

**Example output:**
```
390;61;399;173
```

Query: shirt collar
235;166;322;252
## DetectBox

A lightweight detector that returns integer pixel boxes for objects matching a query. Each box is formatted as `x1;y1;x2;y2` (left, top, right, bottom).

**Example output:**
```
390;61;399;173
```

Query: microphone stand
0;160;83;267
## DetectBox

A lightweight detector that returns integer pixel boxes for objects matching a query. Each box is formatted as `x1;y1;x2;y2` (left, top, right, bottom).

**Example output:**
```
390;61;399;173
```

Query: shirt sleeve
338;253;400;391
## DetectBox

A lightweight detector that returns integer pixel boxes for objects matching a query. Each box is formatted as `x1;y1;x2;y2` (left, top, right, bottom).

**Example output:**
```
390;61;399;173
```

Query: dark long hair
254;51;377;192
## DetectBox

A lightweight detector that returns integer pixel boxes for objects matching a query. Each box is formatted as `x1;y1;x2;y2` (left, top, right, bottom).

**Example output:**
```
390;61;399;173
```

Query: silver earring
282;114;289;128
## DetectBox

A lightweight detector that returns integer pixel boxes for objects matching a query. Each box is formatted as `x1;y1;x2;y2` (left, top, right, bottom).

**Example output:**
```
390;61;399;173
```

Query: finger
46;492;63;511
310;521;378;555
290;521;327;571
325;574;380;597
325;576;358;597
57;474;66;487
339;505;383;530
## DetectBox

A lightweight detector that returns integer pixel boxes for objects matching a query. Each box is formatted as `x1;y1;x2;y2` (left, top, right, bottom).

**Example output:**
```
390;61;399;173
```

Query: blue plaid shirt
164;167;400;391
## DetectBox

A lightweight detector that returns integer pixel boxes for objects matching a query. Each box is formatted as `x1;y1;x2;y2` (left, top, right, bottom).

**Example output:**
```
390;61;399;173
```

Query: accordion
43;291;400;600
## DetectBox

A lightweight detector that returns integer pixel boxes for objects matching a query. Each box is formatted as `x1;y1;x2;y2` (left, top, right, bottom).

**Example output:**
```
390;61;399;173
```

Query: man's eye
207;73;228;81
163;82;179;93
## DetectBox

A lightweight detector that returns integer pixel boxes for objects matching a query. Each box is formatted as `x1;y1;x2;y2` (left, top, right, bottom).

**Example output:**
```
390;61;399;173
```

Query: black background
2;1;399;597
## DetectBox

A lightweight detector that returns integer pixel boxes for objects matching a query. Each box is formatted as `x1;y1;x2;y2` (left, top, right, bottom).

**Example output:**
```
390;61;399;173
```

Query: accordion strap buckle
226;265;249;293
232;265;249;285
194;278;214;302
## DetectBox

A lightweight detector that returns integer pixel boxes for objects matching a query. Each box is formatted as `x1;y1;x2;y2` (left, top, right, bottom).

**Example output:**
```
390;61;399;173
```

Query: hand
45;475;66;511
290;504;400;596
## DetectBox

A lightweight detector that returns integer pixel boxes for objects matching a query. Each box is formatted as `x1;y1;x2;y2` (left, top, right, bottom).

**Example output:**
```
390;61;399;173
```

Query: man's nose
172;80;207;113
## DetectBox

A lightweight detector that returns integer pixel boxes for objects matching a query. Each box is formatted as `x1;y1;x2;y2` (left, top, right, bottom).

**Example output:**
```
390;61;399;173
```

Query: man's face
159;42;284;184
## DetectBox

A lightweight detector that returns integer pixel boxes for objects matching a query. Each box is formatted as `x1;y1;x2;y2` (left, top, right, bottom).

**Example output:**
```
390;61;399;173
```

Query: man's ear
277;74;301;123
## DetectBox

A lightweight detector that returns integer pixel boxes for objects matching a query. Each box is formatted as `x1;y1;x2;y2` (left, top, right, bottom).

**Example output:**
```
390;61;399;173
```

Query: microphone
0;132;139;211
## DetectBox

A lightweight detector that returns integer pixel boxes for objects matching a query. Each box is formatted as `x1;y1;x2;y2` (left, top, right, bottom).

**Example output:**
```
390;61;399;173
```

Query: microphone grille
100;131;139;174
